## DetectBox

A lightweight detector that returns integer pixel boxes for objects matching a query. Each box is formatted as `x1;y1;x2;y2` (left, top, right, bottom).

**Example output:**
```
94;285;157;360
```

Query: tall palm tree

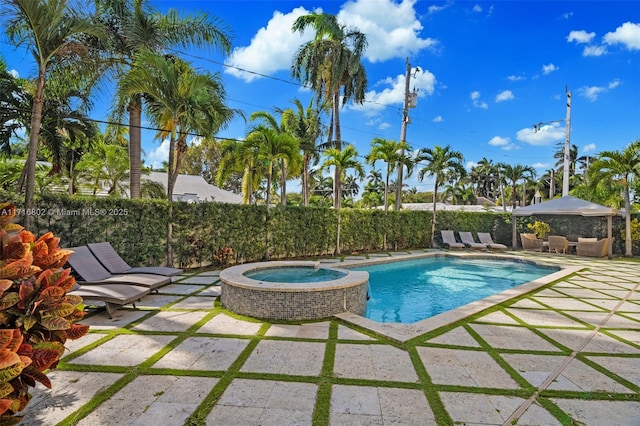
3;0;103;227
322;144;365;254
366;138;410;212
95;0;232;199
416;145;466;247
245;126;299;209
554;142;578;191
587;140;640;256
501;164;536;209
291;12;368;208
280;97;325;206
117;51;235;264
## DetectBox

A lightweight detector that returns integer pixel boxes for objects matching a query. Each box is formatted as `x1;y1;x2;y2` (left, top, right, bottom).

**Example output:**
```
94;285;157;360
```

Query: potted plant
527;220;551;239
0;203;89;424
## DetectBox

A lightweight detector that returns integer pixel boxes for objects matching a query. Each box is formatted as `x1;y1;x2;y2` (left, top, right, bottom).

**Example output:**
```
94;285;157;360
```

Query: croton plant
0;203;88;424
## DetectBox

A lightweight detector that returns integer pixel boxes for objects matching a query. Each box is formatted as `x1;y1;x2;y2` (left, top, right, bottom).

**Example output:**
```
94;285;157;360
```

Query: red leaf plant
0;203;88;424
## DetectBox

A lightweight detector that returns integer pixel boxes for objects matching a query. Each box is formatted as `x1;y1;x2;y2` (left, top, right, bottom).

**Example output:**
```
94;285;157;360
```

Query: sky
2;0;640;193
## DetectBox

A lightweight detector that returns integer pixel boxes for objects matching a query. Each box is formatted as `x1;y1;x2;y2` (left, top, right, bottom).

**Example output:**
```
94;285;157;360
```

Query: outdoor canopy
511;195;621;258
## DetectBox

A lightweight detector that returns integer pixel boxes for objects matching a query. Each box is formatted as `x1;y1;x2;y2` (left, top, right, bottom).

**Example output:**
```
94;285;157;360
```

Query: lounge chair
69;283;150;318
88;242;183;278
548;235;569;254
576;237;609;258
520;233;548;252
67;246;170;292
477;232;507;250
458;232;485;250
440;230;465;250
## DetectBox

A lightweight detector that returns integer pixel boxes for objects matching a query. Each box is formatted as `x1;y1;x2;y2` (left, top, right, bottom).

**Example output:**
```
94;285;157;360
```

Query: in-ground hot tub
219;261;369;321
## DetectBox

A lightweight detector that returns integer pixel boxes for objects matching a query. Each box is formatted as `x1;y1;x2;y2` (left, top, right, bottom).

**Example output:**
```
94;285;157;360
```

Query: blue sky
2;0;640;193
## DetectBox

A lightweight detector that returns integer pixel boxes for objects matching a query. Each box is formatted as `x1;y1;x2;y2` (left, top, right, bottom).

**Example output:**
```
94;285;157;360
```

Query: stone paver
131;310;209;332
153;337;249;370
551;399;640;426
241;340;325;376
158;284;205;295
21;371;122;425
469;323;561;351
78;375;217;425
264;321;330;338
72;334;175;366
197;313;263;335
170;296;216;309
333;344;419;382
207;379;317;426
426;326;482;347
337;325;375;340
417;346;520;388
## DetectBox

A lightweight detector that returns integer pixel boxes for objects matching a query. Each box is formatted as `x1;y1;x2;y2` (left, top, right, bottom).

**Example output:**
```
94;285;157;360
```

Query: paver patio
22;251;640;425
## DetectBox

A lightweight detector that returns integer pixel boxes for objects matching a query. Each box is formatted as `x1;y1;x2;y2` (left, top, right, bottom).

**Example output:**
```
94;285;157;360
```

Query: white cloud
495;90;514;102
507;74;525;81
338;0;438;63
147;139;170;168
516;123;565;146
604;22;640;50
352;67;436;115
567;30;596;44
583;143;596;153
466;160;478;170
578;79;620;101
582;45;607;57
225;7;316;82
562;12;574;20
8;69;19;78
532;162;550;169
470;91;488;109
472;4;482;13
541;63;559;75
428;3;450;14
378;122;391;130
488;136;511;147
433;115;444;122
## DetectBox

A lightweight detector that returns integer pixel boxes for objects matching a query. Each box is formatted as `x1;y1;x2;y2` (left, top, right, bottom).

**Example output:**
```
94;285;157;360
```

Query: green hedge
1;191;632;268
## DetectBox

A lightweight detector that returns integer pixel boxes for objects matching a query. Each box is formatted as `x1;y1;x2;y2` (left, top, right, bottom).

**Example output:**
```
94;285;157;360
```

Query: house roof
145;172;243;204
512;195;620;217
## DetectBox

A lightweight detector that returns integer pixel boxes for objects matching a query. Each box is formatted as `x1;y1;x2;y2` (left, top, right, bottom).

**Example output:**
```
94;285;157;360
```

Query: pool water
244;267;347;283
352;257;559;324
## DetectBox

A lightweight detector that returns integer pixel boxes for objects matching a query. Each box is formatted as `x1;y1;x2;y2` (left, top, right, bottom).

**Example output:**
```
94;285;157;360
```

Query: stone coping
219;260;369;292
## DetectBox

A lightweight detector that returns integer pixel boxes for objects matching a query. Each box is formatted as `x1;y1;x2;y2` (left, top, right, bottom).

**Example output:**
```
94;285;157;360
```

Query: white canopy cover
513;195;620;217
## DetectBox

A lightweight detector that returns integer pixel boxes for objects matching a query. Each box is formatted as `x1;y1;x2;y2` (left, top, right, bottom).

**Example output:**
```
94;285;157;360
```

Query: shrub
0;203;89;424
527;220;551;239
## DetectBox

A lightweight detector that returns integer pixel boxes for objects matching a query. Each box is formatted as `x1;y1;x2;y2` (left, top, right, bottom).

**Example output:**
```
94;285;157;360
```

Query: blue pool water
352;257;559;324
244;267;347;283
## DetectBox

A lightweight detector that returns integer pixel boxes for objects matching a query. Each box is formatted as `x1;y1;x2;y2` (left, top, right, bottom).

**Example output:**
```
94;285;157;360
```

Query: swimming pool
352;256;559;324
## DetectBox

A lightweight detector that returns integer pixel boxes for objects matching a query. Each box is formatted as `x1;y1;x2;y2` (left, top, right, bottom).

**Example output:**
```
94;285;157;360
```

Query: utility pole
562;87;572;196
532;86;572;197
395;59;418;211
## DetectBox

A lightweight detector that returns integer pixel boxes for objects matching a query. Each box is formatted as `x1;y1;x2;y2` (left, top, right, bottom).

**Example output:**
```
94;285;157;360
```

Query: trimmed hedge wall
0;191;632;268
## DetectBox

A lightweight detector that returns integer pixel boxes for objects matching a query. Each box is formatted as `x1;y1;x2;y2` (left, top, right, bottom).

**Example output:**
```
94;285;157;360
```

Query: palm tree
554;142;578;191
95;0;231;199
587;140;640;256
501;164;536;209
0;56;31;155
117;51;235;264
249;110;303;206
322;144;365;254
366;138;410;212
291;12;368;208
415;145;465;247
217;138;265;205
3;0;103;227
280;98;325;206
245;126;299;209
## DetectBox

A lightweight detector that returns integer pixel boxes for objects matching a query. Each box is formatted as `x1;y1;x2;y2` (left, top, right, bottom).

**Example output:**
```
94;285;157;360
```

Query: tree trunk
23;70;47;229
431;183;439;248
302;154;310;207
128;99;142;199
624;185;632;256
332;91;341;209
280;158;287;206
166;128;177;267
